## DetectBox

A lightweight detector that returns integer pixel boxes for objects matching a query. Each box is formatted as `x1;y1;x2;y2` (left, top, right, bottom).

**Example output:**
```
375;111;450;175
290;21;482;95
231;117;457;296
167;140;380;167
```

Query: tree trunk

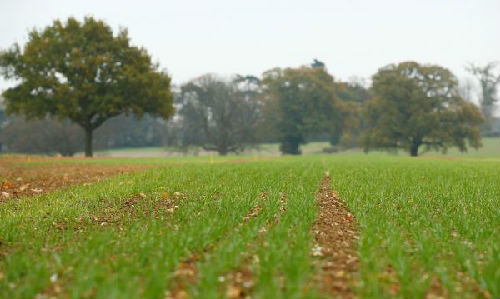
410;142;419;157
280;140;301;155
289;142;300;155
84;129;93;157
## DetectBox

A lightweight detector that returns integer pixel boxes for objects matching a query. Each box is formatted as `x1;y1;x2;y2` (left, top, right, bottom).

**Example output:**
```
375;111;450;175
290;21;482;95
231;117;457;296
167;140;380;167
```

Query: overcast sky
1;0;499;91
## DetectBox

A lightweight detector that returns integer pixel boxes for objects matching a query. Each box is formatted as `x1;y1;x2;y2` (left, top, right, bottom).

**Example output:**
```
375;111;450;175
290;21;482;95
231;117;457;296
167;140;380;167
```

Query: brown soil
0;157;152;200
223;266;254;299
312;175;359;299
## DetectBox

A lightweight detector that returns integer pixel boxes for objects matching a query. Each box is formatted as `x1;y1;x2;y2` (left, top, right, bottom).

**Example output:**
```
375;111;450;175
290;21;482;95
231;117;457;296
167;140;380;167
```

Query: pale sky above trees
1;0;499;91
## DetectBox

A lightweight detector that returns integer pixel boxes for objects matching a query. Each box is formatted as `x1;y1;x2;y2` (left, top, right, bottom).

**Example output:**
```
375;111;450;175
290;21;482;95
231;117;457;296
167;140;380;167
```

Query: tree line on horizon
0;17;498;157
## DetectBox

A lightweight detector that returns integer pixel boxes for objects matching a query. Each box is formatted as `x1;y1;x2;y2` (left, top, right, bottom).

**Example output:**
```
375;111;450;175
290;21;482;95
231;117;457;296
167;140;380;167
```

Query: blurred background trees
260;64;354;154
0;14;493;160
176;74;259;155
2;117;83;156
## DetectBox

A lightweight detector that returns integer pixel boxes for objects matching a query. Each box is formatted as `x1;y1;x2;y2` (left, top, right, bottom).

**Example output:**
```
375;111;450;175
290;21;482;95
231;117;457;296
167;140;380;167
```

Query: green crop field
0;154;499;299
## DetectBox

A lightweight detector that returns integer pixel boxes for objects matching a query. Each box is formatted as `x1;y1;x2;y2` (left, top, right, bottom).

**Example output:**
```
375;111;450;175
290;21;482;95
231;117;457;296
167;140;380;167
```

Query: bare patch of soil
312;174;359;299
223;267;254;299
0;157;152;200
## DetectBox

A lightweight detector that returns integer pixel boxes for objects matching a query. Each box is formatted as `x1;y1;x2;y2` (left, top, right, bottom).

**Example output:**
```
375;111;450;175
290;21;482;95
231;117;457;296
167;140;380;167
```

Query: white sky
1;0;499;91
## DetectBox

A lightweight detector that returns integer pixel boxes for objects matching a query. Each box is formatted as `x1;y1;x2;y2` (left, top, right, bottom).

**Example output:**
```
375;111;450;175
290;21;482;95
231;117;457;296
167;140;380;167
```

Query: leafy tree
0;17;173;157
261;66;349;154
361;61;483;156
332;79;371;147
255;89;281;143
178;74;257;155
335;78;372;104
466;62;500;135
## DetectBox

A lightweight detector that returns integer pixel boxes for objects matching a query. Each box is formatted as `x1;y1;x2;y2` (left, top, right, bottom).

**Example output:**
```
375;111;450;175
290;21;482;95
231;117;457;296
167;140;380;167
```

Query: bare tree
179;74;258;155
466;62;500;135
1;117;83;156
458;77;477;104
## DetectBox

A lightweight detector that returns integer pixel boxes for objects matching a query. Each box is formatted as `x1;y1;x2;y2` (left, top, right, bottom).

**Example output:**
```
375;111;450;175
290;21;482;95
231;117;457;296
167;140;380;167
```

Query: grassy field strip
0;163;278;298
146;160;323;299
188;189;283;299
177;161;323;299
14;155;272;167
218;192;287;299
324;157;500;298
166;188;273;298
249;164;322;299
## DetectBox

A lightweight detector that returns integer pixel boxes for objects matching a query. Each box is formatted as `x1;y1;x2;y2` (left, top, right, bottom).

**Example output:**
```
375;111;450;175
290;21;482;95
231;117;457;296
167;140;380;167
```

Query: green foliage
361;61;483;156
0;17;174;156
335;80;372;105
261;66;350;154
330;80;371;148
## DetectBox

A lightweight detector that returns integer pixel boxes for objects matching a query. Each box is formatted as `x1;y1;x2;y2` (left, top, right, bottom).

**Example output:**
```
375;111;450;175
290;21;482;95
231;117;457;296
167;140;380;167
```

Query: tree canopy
261;66;351;154
361;61;483;156
0;17;173;156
